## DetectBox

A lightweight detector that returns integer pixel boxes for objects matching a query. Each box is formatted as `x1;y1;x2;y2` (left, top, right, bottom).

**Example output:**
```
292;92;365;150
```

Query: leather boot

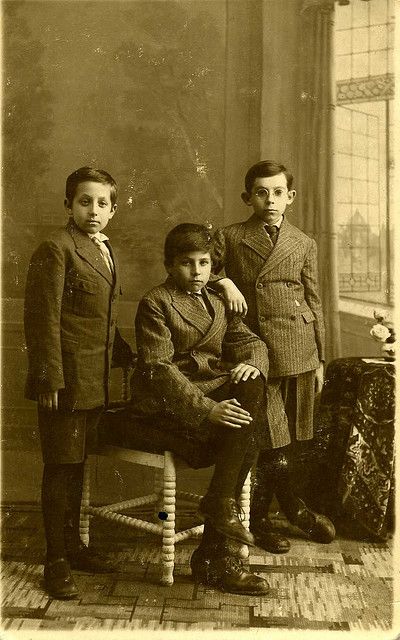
250;512;291;554
285;498;336;543
190;546;269;595
201;520;249;559
199;495;254;546
44;558;78;599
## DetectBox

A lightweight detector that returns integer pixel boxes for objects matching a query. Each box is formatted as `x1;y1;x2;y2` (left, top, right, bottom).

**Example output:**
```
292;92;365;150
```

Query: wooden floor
1;504;394;633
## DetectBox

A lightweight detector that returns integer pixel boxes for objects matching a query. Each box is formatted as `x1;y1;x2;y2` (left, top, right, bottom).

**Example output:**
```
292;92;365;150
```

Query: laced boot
199;495;254;546
190;546;269;595
283;498;336;543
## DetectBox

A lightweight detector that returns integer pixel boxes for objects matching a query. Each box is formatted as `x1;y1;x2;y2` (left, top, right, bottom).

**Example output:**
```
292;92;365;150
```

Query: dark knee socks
207;378;263;501
253;447;300;518
64;462;85;553
42;462;84;561
207;425;255;499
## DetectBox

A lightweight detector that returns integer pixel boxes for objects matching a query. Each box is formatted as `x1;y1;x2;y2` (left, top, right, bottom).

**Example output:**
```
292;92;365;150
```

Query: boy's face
166;251;212;293
65;181;117;234
241;173;296;225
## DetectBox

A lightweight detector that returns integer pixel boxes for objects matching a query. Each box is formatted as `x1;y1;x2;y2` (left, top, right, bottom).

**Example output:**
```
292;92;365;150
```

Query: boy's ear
241;191;252;206
287;189;296;204
64;198;72;214
109;204;118;218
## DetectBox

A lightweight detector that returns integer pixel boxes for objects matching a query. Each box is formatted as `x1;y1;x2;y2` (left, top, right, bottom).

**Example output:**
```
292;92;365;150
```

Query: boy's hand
315;363;324;394
216;278;248;317
208;398;253;429
230;364;260;384
38;391;58;411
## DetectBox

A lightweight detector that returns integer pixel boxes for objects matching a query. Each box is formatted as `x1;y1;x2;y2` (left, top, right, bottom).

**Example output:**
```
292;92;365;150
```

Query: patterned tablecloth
310;357;395;540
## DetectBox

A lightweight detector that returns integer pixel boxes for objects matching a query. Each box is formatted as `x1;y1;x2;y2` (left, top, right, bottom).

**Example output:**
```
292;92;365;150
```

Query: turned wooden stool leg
80;456;91;546
160;451;176;585
239;470;251;531
153;467;164;521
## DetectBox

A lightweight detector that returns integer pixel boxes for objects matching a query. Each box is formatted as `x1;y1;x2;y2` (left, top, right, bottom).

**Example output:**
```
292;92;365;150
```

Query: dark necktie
191;292;212;317
265;224;279;246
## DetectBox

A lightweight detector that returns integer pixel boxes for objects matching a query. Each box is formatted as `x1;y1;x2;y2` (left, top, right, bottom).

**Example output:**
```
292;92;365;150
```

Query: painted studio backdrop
2;0;395;503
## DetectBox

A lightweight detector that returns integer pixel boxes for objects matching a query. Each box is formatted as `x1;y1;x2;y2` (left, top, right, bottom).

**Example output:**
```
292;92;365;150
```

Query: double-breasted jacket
213;215;325;379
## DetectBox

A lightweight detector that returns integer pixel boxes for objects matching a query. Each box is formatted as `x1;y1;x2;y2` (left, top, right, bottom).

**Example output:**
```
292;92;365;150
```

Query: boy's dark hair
244;160;293;192
164;223;213;266
65;167;118;206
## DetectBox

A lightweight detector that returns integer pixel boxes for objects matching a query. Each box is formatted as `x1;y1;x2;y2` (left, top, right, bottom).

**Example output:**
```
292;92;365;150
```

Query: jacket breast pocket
63;275;98;317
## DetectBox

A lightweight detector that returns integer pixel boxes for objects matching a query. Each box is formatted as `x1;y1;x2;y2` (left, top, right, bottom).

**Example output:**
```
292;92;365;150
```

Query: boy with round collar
213;160;335;553
129;223;273;594
24;167;133;599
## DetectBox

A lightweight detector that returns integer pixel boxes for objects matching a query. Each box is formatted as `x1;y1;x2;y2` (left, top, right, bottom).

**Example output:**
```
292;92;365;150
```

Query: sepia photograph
1;0;397;636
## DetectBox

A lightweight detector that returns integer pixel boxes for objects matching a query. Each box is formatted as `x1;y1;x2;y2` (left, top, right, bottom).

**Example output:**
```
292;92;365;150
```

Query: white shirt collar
266;215;284;229
87;231;109;242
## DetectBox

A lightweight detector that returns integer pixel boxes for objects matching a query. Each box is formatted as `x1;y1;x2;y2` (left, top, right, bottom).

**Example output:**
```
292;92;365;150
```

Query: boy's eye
99;201;108;207
274;189;284;196
79;200;89;206
200;260;210;266
255;189;268;198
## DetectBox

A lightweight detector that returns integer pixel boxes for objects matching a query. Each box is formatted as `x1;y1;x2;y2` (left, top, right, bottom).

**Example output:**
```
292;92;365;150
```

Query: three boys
25;159;334;599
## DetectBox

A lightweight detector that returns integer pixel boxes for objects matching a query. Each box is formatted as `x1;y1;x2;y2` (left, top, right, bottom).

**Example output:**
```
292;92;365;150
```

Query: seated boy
129;223;275;595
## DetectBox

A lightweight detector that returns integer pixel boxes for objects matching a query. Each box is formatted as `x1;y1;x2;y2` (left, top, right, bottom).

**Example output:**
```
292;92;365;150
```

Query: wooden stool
80;447;251;585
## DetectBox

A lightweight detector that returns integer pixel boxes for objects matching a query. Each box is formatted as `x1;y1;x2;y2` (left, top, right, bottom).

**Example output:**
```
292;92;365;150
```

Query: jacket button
257;282;263;289
290;314;296;321
191;350;197;356
259;316;265;323
286;282;292;287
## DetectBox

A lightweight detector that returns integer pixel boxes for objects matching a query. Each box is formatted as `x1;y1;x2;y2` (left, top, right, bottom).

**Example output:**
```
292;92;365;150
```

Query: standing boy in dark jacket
24;167;132;599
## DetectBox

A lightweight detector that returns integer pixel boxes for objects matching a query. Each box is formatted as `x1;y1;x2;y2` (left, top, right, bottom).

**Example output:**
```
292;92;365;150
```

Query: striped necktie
265;224;279;246
91;237;114;274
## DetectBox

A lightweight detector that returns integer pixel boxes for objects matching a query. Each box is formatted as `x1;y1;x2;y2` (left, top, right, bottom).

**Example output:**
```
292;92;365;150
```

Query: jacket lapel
258;218;303;277
196;287;226;347
241;214;274;261
167;278;213;335
68;222;114;286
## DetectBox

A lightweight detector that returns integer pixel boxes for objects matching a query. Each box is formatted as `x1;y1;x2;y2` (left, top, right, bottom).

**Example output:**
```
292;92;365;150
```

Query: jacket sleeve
210;227;226;276
222;315;269;380
301;239;326;362
134;296;217;428
24;241;66;395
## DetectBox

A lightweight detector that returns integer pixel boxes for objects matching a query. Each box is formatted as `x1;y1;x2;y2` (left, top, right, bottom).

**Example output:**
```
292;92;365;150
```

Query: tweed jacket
24;221;130;411
129;276;269;432
213;215;325;378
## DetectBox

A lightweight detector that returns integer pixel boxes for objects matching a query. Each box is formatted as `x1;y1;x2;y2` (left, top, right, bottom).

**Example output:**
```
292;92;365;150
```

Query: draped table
304;357;395;540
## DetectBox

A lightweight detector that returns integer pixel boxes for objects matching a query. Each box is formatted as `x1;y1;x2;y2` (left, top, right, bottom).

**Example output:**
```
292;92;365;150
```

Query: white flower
373;308;389;322
370;323;391;342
